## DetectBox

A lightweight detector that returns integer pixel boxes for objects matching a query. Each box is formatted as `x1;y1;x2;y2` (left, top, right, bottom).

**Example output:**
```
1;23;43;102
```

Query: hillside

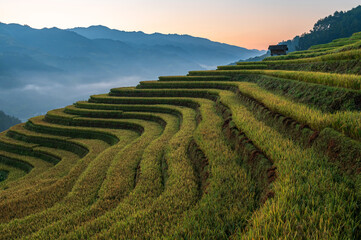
0;33;360;239
0;23;265;120
240;5;361;63
0;111;21;132
288;5;361;51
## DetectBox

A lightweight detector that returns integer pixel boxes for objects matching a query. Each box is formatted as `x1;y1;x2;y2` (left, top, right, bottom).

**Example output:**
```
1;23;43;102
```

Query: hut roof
268;45;288;51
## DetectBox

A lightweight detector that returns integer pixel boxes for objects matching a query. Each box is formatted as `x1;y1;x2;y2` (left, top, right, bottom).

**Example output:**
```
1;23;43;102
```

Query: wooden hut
268;45;288;56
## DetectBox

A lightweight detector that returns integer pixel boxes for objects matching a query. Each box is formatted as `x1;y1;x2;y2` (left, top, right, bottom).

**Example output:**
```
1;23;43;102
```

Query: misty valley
0;23;264;121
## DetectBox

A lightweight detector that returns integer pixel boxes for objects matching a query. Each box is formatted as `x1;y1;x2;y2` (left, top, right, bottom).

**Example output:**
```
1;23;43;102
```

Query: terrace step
158;75;231;81
217;64;267;70
6;123;88;158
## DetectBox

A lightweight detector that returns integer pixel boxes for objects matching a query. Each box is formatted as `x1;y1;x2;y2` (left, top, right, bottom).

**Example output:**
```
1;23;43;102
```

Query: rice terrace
1;2;361;239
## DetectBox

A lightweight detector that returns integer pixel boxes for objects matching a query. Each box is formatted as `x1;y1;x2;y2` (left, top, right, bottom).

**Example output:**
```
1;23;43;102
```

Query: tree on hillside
297;6;361;50
0;111;21;132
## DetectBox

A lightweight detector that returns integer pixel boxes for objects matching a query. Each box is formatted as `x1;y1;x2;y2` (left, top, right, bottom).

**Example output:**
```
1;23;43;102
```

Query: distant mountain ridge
0;23;264;120
68;25;265;64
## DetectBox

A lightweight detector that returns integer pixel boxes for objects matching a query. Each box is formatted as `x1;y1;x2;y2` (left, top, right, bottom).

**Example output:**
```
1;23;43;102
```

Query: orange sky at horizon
1;0;360;50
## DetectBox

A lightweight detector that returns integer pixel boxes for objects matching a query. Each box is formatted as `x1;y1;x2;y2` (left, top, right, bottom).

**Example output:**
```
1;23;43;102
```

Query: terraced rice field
0;33;360;239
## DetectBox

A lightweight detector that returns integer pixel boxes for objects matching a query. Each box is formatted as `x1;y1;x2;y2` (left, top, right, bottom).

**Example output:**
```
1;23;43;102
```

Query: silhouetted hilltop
282;5;361;51
240;5;361;62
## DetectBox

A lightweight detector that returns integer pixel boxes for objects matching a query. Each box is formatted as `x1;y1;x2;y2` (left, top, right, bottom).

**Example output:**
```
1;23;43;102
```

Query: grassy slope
0;32;360;239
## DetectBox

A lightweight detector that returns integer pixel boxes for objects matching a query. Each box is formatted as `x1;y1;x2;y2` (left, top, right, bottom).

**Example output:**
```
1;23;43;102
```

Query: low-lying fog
0;23;266;121
0;73;145;121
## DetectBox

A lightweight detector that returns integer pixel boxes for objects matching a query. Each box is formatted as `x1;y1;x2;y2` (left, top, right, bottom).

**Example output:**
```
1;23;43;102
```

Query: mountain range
0;23;265;120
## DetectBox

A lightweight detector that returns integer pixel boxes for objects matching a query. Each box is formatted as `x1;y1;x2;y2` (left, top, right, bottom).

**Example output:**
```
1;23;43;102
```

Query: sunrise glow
0;0;360;49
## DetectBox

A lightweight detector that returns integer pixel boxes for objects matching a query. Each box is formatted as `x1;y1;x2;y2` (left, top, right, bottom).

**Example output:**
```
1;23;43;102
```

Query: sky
1;0;360;49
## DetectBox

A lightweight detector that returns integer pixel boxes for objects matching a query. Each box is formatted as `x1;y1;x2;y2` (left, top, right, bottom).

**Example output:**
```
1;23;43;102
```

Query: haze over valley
0;23;265;120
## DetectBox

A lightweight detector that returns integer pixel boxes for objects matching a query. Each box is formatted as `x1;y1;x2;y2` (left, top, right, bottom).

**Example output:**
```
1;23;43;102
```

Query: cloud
19;75;140;96
0;74;143;121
